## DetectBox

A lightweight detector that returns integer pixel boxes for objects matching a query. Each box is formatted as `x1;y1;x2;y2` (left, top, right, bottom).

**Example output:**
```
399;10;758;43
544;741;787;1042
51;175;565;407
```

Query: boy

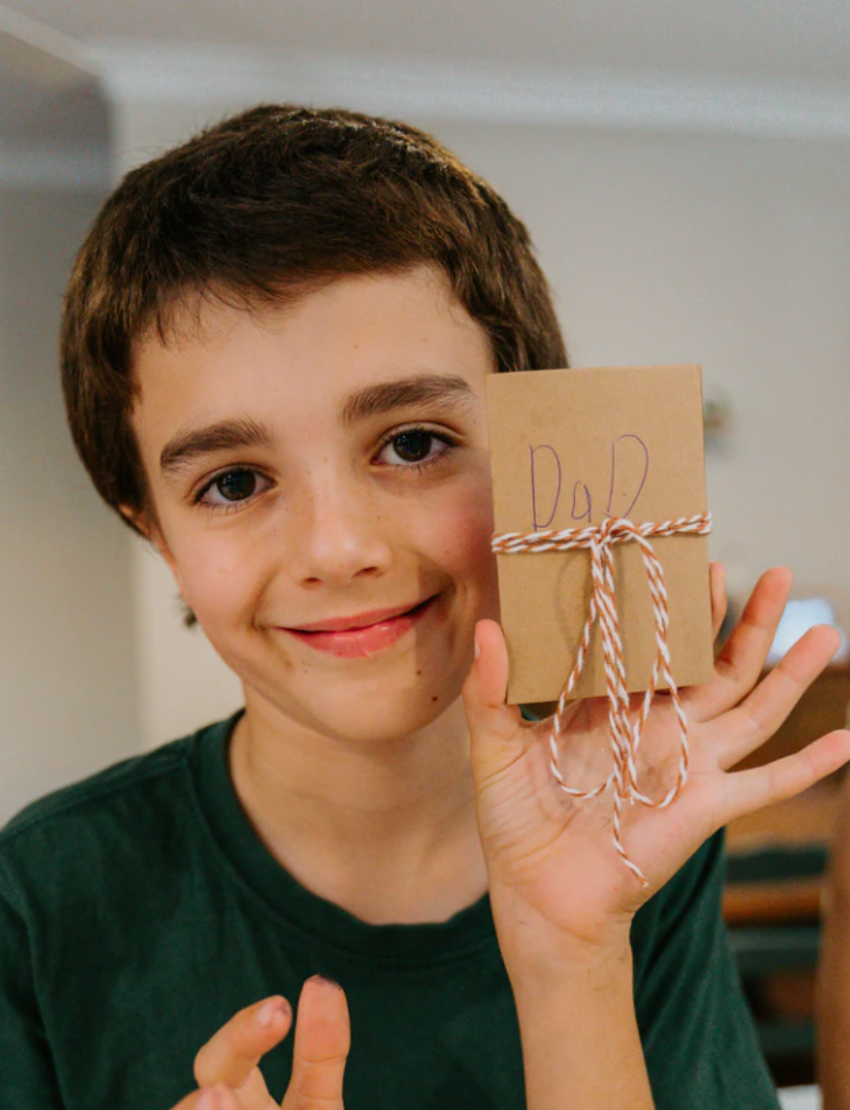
1;104;847;1110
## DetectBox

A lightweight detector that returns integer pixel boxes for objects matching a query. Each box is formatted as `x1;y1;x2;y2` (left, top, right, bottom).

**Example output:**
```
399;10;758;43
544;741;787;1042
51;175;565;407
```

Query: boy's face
129;266;500;744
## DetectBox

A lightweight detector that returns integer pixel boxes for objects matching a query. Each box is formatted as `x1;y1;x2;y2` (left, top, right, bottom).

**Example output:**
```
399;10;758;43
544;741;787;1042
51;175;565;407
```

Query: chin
327;679;464;743
264;669;467;746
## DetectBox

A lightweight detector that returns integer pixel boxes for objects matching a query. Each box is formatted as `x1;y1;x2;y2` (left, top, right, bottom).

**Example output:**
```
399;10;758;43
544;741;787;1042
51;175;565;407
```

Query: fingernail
308;974;343;990
473;630;481;661
256;997;288;1027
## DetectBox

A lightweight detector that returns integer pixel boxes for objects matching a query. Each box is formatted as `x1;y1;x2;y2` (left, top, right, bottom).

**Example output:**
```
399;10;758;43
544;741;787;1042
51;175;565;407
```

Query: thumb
281;976;350;1110
462;619;526;785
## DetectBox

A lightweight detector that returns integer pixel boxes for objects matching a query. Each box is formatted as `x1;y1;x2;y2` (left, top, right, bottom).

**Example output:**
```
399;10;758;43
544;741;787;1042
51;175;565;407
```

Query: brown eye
374;427;455;470
198;468;271;509
391;431;433;462
216;470;257;501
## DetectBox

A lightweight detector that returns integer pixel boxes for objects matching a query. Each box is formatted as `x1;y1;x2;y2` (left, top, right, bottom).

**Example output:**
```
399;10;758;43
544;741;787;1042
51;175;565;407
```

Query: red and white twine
491;512;712;883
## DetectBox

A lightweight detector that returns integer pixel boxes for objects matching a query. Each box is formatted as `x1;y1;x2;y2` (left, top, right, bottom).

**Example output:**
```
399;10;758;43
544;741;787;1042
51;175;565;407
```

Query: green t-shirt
0;714;778;1109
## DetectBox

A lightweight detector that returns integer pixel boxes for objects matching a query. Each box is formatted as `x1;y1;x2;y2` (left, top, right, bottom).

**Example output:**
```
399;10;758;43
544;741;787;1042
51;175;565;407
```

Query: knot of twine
492;512;712;883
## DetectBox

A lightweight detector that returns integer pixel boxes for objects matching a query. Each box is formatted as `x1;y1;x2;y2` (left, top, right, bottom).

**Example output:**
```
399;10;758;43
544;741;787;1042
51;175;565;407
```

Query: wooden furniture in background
732;665;850;774
723;665;850;1086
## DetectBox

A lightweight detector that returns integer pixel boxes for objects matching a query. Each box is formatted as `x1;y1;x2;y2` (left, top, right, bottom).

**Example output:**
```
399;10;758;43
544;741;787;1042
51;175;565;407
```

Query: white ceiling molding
0;8;110;188
0;142;109;190
87;41;850;140
2;0;850;144
0;2;88;74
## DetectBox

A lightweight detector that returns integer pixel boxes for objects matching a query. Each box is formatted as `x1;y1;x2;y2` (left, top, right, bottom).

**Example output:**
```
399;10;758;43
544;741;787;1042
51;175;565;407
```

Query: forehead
131;266;494;436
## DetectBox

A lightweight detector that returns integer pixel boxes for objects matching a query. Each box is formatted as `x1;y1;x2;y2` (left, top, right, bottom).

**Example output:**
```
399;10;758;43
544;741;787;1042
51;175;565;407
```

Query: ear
118;504;182;587
118;504;197;628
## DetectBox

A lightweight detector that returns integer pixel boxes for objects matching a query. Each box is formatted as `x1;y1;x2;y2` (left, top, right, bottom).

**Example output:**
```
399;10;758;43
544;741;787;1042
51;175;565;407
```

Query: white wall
0;186;139;821
434;123;850;597
112;101;850;748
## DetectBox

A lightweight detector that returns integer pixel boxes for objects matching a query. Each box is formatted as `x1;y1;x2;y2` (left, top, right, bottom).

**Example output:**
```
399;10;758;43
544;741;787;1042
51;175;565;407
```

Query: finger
710;562;727;642
462;620;526;787
714;624;841;769
171;1086;241;1110
685;566;792;721
282;976;350;1109
721;729;850;825
194;996;292;1091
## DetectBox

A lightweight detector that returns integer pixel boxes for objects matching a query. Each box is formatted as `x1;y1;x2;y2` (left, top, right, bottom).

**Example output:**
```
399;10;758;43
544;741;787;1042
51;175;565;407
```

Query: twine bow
491;512;712;883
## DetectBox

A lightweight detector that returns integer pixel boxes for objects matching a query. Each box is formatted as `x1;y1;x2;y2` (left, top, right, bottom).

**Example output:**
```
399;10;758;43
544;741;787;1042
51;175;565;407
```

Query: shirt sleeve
0;856;66;1109
631;830;781;1110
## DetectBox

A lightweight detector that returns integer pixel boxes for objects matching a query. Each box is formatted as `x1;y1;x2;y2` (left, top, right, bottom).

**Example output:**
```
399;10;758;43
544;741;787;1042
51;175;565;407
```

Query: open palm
463;566;850;946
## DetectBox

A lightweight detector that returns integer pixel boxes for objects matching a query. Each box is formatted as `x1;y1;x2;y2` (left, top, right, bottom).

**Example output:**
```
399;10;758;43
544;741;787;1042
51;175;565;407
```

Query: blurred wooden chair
723;663;850;1084
725;842;826;1069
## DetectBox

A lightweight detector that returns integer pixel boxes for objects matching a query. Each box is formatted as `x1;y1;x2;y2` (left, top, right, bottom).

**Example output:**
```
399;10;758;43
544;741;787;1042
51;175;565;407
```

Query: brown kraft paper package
486;365;714;705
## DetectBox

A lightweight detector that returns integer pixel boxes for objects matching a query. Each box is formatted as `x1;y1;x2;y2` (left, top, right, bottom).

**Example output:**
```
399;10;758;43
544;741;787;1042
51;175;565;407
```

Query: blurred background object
702;388;733;450
0;24;136;820
767;594;850;668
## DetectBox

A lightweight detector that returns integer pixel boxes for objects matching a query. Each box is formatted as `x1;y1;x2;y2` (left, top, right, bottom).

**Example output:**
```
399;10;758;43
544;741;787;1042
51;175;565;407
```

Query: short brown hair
61;104;567;531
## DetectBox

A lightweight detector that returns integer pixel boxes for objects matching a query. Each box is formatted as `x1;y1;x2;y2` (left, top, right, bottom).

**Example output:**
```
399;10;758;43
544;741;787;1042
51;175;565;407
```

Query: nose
286;468;394;588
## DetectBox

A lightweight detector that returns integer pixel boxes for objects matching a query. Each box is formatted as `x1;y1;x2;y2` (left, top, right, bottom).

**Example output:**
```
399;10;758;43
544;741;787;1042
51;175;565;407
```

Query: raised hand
463;565;850;951
169;976;350;1110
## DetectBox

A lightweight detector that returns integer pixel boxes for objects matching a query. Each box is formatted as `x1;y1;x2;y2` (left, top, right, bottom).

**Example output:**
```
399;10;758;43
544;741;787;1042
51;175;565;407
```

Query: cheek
428;478;499;604
167;534;263;628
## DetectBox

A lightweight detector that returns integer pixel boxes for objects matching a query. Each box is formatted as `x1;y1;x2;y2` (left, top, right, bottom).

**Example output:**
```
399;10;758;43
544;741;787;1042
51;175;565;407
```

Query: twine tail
494;512;711;881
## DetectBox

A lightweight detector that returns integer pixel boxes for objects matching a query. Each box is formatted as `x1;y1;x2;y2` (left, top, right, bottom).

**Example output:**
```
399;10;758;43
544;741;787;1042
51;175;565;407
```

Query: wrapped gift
486;365;714;707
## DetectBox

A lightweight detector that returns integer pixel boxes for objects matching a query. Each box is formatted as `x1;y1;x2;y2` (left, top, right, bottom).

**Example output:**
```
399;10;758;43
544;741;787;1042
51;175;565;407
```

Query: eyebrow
340;373;474;426
160;417;276;475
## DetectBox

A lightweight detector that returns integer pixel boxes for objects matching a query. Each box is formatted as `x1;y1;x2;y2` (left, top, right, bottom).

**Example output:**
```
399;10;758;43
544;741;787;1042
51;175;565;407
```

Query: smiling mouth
280;597;438;658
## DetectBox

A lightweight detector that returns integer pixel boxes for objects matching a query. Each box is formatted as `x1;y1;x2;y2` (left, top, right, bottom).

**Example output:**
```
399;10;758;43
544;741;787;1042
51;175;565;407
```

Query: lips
280;597;437;658
289;600;428;633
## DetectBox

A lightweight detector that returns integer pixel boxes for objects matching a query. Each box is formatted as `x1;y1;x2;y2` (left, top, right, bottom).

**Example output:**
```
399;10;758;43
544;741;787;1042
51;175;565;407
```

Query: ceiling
4;0;850;187
3;0;850;84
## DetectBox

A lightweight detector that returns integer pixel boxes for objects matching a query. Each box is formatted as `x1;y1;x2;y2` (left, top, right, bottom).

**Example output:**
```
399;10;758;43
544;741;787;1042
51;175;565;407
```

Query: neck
228;694;488;925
